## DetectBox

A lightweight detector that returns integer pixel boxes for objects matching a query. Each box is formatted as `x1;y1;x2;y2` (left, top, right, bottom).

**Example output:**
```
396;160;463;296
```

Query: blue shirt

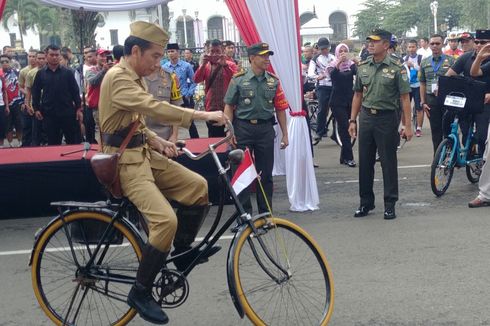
162;59;196;98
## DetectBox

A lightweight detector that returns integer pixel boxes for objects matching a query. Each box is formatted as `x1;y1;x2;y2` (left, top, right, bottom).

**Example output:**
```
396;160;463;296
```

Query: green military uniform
419;54;455;152
99;22;207;253
353;29;411;215
144;67;183;140
224;42;289;214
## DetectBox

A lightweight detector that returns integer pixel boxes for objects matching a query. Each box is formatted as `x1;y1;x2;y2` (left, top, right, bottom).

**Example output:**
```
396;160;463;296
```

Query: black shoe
354;205;375;218
172;245;222;272
340;159;356;167
127;283;169;324
384;207;396;220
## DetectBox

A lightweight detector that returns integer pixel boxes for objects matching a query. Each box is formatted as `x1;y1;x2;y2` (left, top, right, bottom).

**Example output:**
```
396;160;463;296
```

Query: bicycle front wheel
333;118;356;148
431;138;455;196
231;217;334;326
31;211;143;326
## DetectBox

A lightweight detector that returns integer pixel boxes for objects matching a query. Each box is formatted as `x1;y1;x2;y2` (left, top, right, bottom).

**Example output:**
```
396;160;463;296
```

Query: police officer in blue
224;42;289;214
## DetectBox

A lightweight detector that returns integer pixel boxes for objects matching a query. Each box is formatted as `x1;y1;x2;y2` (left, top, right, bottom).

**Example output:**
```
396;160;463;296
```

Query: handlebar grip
175;140;186;149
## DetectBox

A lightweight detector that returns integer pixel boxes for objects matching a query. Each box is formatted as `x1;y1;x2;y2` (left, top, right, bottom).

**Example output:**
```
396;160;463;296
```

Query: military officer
224;42;289;215
144;66;183;142
419;34;455;153
98;21;227;324
348;29;413;220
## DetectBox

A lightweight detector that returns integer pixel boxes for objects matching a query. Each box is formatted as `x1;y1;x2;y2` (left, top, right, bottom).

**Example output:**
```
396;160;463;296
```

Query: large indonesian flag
231;149;258;195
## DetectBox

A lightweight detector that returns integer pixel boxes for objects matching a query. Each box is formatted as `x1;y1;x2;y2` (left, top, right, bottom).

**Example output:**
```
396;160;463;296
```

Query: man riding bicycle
98;21;227;324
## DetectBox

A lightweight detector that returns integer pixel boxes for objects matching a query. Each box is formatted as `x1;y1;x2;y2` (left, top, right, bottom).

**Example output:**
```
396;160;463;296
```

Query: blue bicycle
430;116;484;196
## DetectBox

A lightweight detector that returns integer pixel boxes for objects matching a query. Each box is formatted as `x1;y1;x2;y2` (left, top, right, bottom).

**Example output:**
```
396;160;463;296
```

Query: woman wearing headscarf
328;43;357;167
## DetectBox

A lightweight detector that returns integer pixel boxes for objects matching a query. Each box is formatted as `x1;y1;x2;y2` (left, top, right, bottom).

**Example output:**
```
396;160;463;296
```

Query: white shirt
404;54;421;88
417;47;432;60
307;53;335;87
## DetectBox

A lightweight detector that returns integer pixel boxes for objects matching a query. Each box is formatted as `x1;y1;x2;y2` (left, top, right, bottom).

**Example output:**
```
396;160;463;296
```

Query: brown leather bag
91;120;141;198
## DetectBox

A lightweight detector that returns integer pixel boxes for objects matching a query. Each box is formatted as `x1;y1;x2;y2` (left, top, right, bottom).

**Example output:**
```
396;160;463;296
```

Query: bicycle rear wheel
308;101;319;133
31;211;143;326
431;138;455;196
333;118;356;148
466;143;482;184
231;217;334;326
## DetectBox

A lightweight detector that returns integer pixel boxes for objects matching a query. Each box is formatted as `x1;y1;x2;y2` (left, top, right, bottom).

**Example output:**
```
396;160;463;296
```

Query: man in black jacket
31;44;82;145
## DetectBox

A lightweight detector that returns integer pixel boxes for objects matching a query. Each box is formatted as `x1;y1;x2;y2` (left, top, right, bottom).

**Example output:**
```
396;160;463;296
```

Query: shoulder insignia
233;71;246;78
267;71;279;79
358;60;369;66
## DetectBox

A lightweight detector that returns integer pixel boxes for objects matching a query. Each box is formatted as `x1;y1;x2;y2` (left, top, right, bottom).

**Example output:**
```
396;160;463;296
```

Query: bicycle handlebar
178;120;233;161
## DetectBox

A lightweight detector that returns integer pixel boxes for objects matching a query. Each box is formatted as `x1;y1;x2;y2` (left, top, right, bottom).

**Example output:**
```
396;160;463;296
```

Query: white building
0;0;366;51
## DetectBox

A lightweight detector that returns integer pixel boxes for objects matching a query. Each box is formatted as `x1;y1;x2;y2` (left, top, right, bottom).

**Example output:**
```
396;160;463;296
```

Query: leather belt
237;118;274;125
362;106;395;115
101;132;146;148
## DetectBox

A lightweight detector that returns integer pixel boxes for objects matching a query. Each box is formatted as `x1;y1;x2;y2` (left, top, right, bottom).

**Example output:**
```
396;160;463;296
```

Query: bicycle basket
70;220;123;245
437;75;486;113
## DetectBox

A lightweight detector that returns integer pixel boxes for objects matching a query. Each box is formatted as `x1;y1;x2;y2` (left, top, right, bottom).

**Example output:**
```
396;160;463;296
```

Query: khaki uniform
99;58;208;252
144;67;183;140
19;65;33;89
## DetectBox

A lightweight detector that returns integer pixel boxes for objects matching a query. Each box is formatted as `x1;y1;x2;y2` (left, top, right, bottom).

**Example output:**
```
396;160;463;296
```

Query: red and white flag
231;148;258;195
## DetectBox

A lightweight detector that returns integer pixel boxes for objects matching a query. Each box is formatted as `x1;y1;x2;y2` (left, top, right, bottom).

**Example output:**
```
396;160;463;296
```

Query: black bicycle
307;97;356;148
30;121;334;326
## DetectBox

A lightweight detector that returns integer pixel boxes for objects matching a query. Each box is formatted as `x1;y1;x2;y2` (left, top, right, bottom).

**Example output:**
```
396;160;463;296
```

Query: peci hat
366;29;392;42
129;21;169;47
459;32;475;41
166;43;180;50
476;29;490;40
317;37;330;50
247;42;274;56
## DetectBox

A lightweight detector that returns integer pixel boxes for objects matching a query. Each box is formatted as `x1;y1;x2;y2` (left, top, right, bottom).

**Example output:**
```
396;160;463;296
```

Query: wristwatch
349;119;357;124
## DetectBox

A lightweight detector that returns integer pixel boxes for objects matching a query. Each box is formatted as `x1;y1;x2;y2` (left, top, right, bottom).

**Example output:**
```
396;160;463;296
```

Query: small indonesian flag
231;148;258;195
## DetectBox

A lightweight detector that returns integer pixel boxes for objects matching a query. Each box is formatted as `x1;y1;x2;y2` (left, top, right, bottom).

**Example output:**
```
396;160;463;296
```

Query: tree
1;0;39;48
353;0;392;40
460;0;489;30
70;9;102;51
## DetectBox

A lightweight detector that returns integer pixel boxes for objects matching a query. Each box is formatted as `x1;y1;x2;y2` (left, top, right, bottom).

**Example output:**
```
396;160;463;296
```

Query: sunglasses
475;41;488;45
430;42;442;46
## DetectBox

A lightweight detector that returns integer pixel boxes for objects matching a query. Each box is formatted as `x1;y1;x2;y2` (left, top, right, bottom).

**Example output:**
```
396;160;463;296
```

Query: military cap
317;37;330;49
366;29;392;41
129;21;169;47
247;42;274;56
166;43;179;50
476;29;490;40
459;32;474;41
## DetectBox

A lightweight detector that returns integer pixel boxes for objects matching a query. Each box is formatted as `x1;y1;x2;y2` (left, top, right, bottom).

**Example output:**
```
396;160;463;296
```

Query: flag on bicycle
231;148;258;195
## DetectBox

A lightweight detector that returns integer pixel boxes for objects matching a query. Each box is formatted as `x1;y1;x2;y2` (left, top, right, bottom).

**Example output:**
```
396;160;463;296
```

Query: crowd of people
301;29;490;213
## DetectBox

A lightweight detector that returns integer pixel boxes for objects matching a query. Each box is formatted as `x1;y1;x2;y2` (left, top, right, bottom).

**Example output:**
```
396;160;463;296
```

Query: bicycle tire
308;101;319;133
333;118;356;148
31;211;143;326
430;138;455;196
231;217;334;326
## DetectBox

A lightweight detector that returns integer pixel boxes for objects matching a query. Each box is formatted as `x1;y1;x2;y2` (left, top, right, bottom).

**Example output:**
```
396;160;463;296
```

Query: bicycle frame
30;121;291;319
440;116;480;168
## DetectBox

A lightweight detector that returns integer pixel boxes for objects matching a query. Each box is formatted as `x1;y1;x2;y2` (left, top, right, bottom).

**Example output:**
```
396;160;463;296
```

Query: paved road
1;121;490;325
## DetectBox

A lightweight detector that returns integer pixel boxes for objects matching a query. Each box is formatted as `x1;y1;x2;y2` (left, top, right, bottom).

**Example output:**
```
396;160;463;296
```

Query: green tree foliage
354;0;489;40
1;0;39;48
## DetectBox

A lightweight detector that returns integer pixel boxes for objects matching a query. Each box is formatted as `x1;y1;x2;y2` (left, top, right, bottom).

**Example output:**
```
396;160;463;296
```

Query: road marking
0;235;236;257
398;164;430;169
325;177;408;185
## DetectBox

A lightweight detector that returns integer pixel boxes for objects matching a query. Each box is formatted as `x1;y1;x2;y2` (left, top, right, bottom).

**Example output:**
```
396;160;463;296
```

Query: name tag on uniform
444;95;466;108
431;83;438;93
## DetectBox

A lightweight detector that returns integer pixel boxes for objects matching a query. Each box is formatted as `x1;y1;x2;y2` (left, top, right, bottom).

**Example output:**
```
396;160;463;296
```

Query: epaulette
233;70;246;78
266;71;279;79
358;59;369;66
389;56;403;67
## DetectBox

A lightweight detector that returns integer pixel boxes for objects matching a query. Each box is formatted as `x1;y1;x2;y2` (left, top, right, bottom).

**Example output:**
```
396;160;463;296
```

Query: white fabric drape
245;0;319;211
39;0;165;11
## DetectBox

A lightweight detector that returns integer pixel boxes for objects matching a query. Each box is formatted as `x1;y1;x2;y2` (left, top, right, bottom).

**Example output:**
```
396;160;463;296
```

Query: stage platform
0;139;229;218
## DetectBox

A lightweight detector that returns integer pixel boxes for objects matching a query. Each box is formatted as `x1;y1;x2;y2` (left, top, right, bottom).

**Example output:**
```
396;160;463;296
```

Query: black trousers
358;108;399;209
427;97;447;153
234;119;275;215
21;111;33;147
183;96;199;139
331;105;353;161
206;121;225;138
84;106;97;144
43;114;81;145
